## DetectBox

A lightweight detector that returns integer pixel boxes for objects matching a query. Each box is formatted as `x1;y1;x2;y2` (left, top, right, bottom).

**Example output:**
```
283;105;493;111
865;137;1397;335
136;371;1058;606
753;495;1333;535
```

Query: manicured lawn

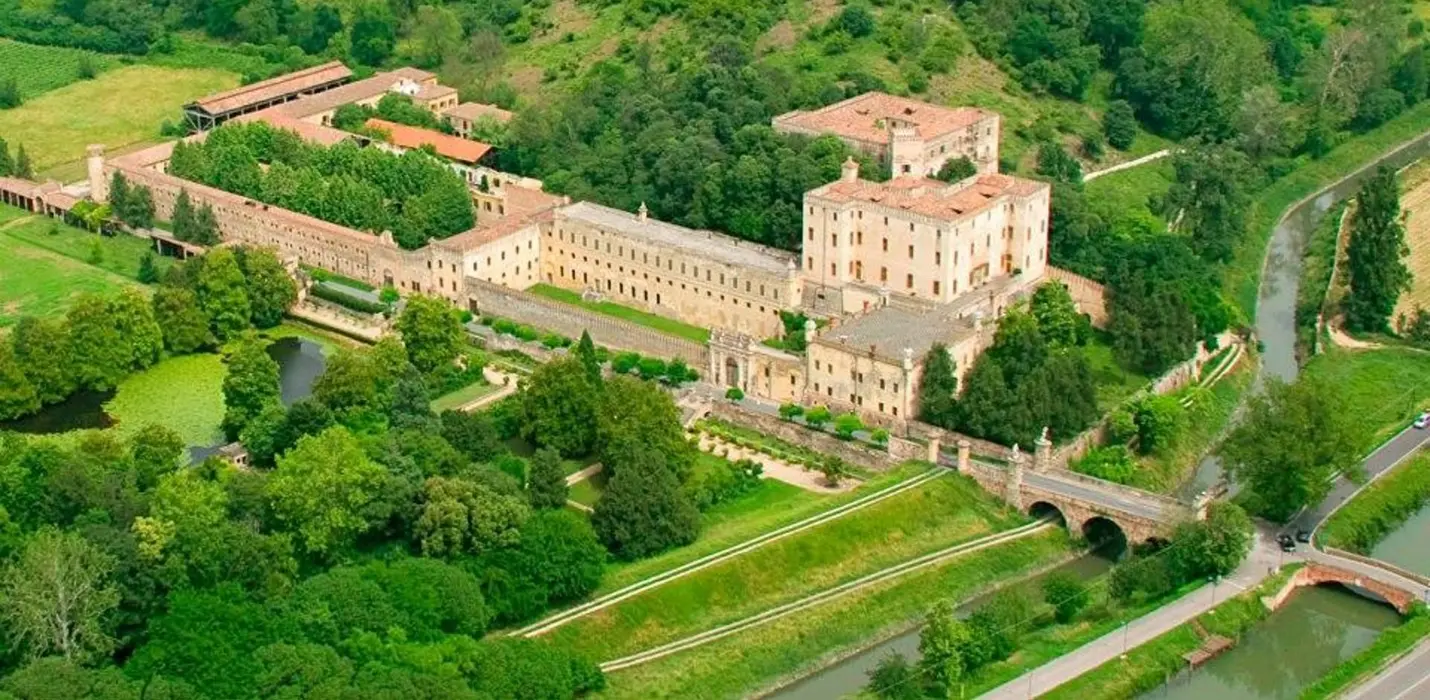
595;529;1070;700
0;39;119;98
2;206;170;282
105;353;227;446
594;463;928;596
545;473;1023;660
1300;347;1430;453
528;283;711;343
568;471;606;508
0;64;235;178
0;227;139;326
430;380;498;412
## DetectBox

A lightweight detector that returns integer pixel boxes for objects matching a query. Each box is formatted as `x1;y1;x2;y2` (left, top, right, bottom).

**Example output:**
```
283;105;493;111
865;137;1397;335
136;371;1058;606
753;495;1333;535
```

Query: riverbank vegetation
1300;603;1430;700
1320;450;1430;553
864;502;1254;698
1039;564;1304;700
1296;202;1350;355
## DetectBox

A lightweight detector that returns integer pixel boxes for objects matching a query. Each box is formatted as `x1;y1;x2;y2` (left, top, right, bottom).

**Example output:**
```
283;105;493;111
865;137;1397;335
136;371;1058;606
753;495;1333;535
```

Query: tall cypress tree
172;189;196;242
108;172;131;218
1345;167;1409;333
574;330;601;385
917;343;959;429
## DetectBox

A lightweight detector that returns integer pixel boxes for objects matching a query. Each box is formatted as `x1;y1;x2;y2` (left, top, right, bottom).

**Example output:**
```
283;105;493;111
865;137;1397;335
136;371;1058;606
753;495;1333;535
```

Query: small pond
0;337;328;445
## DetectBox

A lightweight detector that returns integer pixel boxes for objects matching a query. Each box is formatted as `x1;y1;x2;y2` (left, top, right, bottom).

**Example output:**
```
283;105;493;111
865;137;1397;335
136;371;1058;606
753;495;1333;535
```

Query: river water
765;553;1116;700
1136;587;1399;700
1370;506;1430;578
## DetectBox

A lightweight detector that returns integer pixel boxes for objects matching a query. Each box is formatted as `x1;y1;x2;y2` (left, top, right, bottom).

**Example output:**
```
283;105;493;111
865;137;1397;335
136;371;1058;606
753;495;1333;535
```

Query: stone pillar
956;439;971;474
1034;428;1052;472
803;318;816;346
87;145;106;203
1005;445;1025;510
926;437;940;464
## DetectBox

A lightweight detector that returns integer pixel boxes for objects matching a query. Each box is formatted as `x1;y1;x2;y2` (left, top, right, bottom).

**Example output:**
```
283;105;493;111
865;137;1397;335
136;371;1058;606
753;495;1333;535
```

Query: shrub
513;325;540;342
637;357;667;380
684;458;762;510
492;319;517;336
1043;571;1090;623
725;387;745;401
611;352;640;374
541;333;567;349
805;405;832;430
871;428;889;446
779;403;804;421
820;456;850;487
834;412;863;439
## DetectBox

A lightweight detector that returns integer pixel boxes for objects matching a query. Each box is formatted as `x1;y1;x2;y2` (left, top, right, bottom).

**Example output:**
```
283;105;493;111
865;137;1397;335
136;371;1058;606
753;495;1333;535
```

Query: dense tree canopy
1344;166;1409;333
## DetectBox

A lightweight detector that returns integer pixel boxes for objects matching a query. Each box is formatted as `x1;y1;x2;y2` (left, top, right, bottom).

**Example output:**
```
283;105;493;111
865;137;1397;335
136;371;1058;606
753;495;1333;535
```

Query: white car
1415;412;1430;429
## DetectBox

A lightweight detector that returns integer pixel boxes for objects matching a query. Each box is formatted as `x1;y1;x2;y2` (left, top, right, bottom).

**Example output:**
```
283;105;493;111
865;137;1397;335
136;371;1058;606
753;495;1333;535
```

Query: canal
1370;505;1430;578
1136;587;1399;700
765;552;1116;700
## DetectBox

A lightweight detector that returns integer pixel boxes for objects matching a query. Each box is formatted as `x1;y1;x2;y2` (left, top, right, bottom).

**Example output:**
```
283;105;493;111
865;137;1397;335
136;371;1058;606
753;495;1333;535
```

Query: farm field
543;473;1021;661
1391;159;1430;324
0;64;235;179
0;39;118;97
0;217;142;326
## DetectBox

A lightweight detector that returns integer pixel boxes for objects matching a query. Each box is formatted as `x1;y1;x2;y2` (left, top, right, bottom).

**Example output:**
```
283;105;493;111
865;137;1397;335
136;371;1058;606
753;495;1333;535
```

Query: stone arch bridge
938;437;1199;544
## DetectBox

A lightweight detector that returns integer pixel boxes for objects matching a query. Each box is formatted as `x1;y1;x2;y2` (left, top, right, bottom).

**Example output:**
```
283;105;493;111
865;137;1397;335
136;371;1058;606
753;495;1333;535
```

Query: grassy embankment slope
546;472;1026;661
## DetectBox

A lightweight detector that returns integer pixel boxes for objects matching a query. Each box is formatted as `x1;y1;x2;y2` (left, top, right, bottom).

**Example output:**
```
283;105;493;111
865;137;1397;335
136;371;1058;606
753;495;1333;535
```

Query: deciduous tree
10;316;74;404
222;334;281;438
0;529;119;661
527;446;569;510
267;427;389;556
397;295;463;374
0;343;39;421
152;285;212;354
239;247;297;329
66;293;128;390
520;358;600;458
196;248;252;341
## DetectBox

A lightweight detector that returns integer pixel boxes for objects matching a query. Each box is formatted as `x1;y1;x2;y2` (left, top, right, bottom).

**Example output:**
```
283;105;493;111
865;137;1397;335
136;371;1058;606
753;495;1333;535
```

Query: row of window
809;382;901;417
548;227;785;301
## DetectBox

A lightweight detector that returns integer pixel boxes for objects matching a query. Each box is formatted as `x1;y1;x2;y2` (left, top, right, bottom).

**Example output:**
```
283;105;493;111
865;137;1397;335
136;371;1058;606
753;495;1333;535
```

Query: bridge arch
1082;516;1128;556
1028;501;1065;525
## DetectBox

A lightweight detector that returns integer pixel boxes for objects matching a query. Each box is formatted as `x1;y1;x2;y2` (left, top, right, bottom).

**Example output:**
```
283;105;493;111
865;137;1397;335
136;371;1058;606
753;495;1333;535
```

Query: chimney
841;156;859;183
638;202;649;222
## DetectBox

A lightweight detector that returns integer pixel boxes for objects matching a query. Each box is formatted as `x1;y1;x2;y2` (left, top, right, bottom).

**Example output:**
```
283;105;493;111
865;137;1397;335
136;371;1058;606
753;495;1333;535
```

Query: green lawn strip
546;474;1023;660
1040;565;1303;700
1132;357;1254;493
1300;347;1430;453
1232;100;1430;320
430;381;498;412
104;353;227;446
527;283;711;343
594;529;1072;700
301;264;377;292
1299;610;1430;700
593;462;926;595
696;417;845;473
1320;450;1430;553
1;209;170;282
1080;333;1153;413
0;230;138;326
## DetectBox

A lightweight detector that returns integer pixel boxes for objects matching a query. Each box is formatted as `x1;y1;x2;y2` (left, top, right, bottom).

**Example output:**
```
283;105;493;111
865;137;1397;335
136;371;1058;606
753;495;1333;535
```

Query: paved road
1341;636;1430;700
978;527;1292;700
1290;424;1430;537
1022;470;1181;522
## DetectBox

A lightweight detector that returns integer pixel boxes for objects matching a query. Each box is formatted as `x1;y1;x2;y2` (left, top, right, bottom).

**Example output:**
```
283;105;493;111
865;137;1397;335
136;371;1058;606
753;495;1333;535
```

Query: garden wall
708;401;901;472
464;279;709;367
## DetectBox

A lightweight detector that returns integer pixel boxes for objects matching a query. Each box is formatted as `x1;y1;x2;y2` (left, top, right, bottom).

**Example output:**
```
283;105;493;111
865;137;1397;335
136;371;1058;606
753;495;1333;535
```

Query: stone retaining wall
465;279;709;367
707;401;901;472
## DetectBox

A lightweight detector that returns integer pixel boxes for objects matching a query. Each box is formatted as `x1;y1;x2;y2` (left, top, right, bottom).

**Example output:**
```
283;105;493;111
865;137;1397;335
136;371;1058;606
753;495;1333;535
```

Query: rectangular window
906;274;913;289
832;234;838;246
933;280;941;295
935;251;942;265
908;245;914;259
882;238;888;252
808;227;814;240
880;267;888;282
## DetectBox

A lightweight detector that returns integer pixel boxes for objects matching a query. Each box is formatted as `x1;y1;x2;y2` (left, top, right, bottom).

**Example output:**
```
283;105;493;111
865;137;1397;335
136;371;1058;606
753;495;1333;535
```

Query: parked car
1277;534;1296;552
1414;412;1429;429
1296;529;1311;543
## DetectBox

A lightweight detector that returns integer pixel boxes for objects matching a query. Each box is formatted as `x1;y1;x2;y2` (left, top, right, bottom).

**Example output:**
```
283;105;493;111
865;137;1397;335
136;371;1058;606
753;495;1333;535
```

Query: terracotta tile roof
436;216;539;251
235;112;355;146
443;102;514;123
810;173;1047;221
773;92;993;145
267;67;437;119
364;118;491;164
42;191;79;211
501;185;564;220
189;61;353;116
414;84;457;101
0;176;44;196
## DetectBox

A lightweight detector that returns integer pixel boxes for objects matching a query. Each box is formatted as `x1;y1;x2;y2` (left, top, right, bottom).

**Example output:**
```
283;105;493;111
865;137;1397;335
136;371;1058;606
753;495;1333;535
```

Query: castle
60;64;1102;430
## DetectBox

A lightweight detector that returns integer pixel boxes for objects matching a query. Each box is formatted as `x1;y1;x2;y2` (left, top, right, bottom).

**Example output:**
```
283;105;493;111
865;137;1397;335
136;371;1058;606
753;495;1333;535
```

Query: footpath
978;528;1289;699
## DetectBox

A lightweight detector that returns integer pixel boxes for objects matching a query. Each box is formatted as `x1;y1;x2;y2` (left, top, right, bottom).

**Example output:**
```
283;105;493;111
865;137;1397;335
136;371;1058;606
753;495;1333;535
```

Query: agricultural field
543;473;1022;661
1391;159;1430;324
0;38;118;97
0;64;235;180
